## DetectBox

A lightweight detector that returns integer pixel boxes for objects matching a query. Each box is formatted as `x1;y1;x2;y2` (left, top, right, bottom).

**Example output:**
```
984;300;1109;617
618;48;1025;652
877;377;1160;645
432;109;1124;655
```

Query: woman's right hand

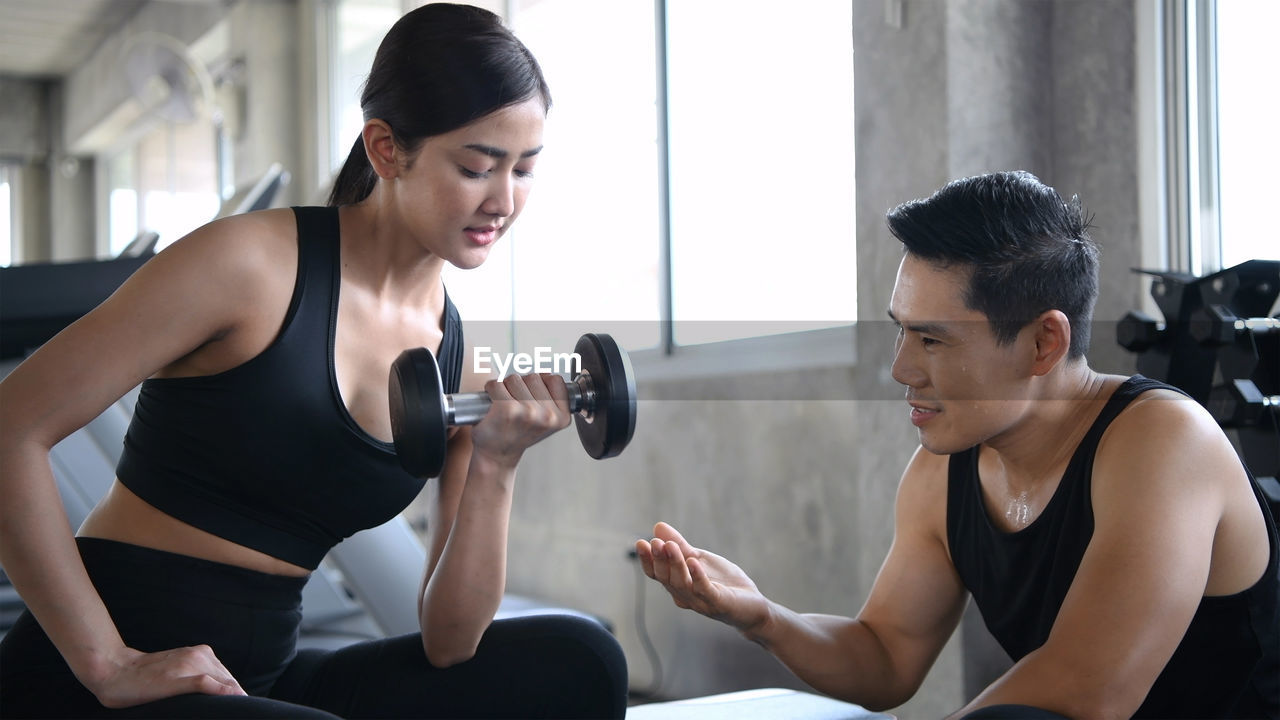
83;644;246;708
467;372;572;471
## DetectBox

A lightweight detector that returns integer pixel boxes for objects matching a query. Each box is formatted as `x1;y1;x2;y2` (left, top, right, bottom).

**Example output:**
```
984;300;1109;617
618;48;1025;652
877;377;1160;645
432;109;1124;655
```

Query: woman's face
392;97;546;269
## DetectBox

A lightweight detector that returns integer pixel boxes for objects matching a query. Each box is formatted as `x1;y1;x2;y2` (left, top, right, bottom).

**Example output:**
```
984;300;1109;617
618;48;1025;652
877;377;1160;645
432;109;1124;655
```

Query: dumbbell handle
1235;317;1280;334
446;372;597;426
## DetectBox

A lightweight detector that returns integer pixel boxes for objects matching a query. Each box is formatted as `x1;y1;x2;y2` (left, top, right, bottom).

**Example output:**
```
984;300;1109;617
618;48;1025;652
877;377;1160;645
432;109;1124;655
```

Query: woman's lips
464;225;500;246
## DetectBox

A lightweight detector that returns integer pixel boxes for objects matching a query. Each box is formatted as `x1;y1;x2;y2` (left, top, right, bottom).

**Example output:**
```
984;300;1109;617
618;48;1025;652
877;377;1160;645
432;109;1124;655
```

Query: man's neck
983;362;1116;495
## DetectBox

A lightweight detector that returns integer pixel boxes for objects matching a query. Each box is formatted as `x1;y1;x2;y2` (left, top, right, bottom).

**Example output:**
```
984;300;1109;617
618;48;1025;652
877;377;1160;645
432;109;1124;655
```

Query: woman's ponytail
326;136;378;207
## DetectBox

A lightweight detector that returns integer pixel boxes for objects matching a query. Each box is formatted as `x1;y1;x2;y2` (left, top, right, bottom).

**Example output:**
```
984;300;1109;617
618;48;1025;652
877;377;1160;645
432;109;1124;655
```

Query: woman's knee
485;614;628;717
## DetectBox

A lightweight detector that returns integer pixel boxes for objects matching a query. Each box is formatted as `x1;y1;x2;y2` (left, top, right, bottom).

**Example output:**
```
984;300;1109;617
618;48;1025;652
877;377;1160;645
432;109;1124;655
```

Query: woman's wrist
68;642;135;694
467;445;522;477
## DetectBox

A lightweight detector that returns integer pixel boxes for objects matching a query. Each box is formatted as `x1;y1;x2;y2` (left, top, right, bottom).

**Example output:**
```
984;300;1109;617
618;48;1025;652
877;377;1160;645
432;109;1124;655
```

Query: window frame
1160;0;1222;277
1159;0;1278;277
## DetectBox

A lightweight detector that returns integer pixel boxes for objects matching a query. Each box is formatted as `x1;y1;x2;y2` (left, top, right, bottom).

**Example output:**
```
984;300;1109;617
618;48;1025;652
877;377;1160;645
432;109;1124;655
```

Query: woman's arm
416;359;572;667
0;211;293;705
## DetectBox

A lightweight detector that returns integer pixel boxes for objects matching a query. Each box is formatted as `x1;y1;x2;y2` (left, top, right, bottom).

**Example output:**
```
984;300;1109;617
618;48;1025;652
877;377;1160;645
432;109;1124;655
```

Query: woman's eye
458;166;488;179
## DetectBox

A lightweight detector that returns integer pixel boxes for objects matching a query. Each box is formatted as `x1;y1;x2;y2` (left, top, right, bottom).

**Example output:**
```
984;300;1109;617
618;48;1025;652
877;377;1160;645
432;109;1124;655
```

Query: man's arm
952;391;1244;719
638;446;968;710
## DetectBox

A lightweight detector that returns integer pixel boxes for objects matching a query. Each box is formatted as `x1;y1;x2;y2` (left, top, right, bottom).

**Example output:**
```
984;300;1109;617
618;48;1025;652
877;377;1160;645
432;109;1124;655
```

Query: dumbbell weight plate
573;333;637;460
389;347;449;479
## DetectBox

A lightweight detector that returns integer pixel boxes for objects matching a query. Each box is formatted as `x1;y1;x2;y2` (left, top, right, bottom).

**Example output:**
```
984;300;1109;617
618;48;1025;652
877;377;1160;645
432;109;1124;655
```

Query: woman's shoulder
197;207;298;253
156;208;299;276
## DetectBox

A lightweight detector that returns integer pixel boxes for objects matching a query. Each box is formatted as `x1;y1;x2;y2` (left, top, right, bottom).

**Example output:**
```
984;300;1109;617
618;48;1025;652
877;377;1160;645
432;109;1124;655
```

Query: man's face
887;253;1036;455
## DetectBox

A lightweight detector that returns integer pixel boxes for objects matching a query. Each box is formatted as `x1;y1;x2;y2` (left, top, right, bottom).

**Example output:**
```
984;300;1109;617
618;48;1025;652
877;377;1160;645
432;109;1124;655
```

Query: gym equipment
0;255;153;360
1188;304;1280;346
1117;259;1280;512
388;333;637;479
1116;310;1164;353
1208;379;1280;428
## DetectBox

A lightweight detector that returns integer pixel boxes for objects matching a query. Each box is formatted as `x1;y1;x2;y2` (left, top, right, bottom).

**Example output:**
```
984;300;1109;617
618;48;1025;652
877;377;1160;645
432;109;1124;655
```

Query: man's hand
634;522;771;633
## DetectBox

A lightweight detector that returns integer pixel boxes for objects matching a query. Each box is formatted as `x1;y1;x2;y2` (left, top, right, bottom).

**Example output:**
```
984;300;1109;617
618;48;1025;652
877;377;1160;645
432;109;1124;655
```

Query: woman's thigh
0;610;335;720
271;615;628;719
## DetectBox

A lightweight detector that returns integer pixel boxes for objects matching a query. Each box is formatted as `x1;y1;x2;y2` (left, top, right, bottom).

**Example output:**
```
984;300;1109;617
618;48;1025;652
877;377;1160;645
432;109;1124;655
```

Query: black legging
0;538;627;719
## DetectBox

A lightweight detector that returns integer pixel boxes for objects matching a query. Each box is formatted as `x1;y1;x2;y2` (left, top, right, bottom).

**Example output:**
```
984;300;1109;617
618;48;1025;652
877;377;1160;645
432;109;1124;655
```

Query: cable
629;548;664;700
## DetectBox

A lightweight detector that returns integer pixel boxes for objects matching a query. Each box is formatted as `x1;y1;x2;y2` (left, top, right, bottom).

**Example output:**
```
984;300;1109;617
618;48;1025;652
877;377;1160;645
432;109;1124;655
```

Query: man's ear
1030;309;1072;375
362;119;399;179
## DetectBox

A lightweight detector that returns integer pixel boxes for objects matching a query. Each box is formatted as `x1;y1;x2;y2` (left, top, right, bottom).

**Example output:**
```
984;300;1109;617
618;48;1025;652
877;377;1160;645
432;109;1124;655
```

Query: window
664;1;856;346
1213;0;1279;268
455;0;662;356
441;0;856;363
103;119;221;256
319;0;858;371
0;165;13;267
1168;0;1280;274
327;0;402;177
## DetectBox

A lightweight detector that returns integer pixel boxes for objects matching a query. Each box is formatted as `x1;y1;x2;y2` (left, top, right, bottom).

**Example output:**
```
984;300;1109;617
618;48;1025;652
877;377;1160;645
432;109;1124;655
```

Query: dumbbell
1116;310;1165;352
1207;378;1280;427
388;333;637;479
1188;304;1280;346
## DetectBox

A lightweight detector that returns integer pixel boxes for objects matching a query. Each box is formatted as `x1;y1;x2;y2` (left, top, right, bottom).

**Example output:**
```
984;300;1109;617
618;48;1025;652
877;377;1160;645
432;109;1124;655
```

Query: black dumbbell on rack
388;333;638;479
1116;310;1166;353
1208;378;1280;428
1188;304;1280;346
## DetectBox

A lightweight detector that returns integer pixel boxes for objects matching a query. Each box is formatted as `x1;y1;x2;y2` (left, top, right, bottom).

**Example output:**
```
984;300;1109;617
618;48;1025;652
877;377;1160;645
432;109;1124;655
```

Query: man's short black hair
886;171;1100;358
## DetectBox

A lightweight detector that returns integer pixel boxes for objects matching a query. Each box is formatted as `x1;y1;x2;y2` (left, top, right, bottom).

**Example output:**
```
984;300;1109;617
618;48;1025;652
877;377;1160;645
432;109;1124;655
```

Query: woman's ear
1030;309;1072;376
362;119;399;179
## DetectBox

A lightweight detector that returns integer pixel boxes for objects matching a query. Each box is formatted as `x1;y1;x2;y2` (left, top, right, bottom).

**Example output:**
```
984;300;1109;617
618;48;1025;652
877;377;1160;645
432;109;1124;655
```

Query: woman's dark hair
327;3;551;206
885;171;1100;358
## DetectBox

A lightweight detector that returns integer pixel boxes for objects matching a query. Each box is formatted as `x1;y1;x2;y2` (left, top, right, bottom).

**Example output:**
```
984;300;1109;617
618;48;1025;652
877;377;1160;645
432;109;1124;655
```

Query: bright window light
1;175;11;267
666;0;856;345
329;0;401;175
1216;0;1280;266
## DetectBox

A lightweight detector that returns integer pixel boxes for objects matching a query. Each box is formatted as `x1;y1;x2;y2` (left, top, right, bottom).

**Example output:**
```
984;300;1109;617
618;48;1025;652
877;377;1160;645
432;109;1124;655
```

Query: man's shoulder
1093;376;1246;501
1103;377;1223;451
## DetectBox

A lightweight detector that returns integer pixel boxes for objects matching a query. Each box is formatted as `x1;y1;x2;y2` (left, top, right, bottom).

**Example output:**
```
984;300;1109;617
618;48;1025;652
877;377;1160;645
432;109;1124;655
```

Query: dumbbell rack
1116;259;1280;512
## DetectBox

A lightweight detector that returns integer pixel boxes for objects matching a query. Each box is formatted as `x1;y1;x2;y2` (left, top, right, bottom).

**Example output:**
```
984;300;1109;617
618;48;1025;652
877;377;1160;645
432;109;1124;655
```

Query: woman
0;4;627;718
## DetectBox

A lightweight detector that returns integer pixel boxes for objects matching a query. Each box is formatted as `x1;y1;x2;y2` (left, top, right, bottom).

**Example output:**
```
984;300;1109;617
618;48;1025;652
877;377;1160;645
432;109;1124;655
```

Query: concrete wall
0;76;94;263
482;2;1145;718
222;0;302;205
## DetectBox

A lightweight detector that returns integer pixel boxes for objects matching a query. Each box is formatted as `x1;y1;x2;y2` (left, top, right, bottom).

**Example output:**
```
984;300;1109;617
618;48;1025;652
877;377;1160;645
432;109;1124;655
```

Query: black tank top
947;376;1279;719
116;206;464;570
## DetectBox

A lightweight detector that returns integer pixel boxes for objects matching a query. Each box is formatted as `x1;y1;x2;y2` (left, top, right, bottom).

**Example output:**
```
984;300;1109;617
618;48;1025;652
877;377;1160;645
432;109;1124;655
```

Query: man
636;171;1279;719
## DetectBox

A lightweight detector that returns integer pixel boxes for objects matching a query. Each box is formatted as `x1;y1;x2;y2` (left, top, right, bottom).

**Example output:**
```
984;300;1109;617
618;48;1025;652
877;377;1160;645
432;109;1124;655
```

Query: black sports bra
116;206;464;569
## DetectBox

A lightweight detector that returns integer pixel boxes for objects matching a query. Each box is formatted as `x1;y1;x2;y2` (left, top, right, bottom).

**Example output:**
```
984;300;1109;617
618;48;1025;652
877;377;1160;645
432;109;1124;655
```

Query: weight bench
627;687;895;719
